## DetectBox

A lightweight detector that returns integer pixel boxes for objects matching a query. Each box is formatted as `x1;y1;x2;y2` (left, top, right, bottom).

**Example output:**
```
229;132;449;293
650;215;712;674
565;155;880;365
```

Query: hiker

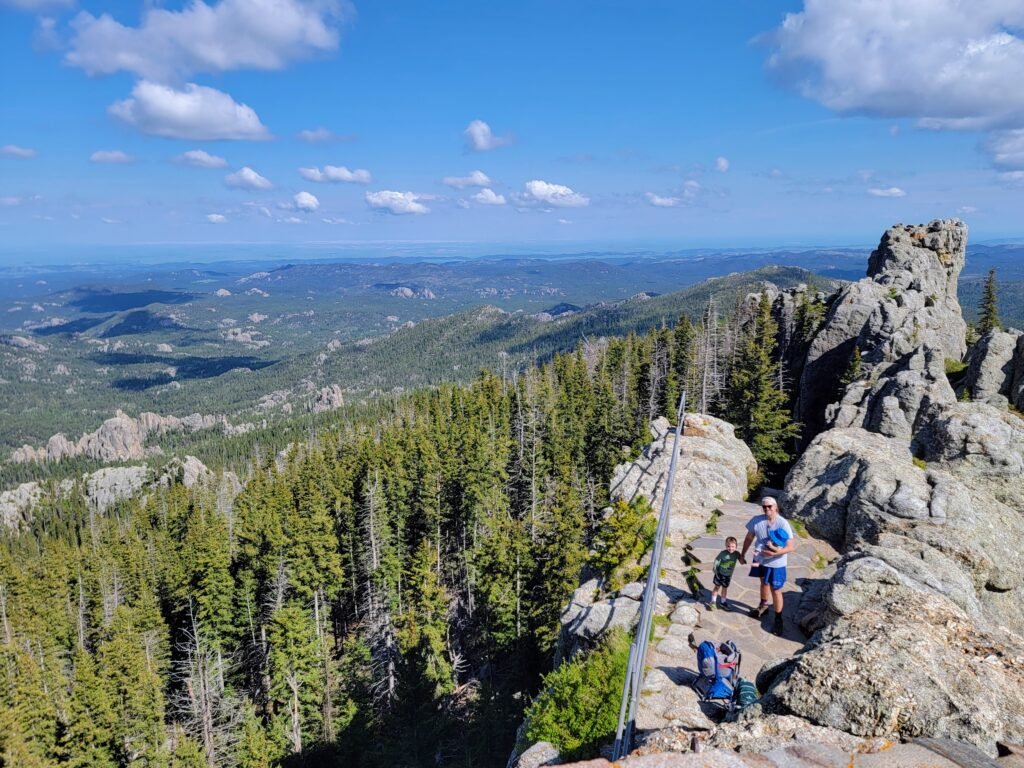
706;536;740;611
739;496;794;636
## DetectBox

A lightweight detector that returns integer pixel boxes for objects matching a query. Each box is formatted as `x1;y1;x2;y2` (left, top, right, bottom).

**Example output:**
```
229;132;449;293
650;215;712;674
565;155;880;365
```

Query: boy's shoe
705;601;716;611
718;600;731;612
749;603;769;618
772;614;785;636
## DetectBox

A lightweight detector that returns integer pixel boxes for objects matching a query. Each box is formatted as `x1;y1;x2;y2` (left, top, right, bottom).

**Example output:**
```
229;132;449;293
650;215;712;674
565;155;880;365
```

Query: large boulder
960;329;1022;403
759;592;1024;753
610;414;755;540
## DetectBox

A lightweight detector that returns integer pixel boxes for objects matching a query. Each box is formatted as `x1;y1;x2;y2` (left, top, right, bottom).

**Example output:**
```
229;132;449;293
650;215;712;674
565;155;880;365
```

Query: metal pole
612;391;687;760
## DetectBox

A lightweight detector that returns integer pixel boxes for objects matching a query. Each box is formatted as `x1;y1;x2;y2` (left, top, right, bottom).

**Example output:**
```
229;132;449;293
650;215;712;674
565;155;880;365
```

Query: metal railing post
612;392;687;760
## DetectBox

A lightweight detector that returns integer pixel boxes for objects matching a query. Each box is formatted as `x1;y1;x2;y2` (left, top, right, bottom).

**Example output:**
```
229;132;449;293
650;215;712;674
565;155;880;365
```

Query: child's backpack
695;641;736;701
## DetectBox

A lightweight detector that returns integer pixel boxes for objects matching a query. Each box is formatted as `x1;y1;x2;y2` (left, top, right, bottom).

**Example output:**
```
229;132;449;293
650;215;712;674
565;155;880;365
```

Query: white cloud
178;149;227;168
715;156;730;172
297;127;347;143
767;0;1024;130
322;216;351;224
299;165;371;183
557;218;572;225
365;190;429;215
520;179;589;208
999;171;1024;184
868;186;907;198
464;120;510;152
957;205;978;214
66;0;343;82
645;192;680;208
472;188;506;206
110;81;269;141
90;149;134;164
985;129;1024;170
0;196;23;206
280;216;303;224
206;213;228;223
226;166;272;190
1;145;37;159
293;191;319;212
443;170;491;188
101;217;121;224
1;0;72;11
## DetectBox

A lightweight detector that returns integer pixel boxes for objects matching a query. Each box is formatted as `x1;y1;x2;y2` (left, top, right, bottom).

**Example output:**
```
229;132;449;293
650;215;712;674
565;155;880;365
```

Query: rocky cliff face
764;220;1024;754
796;220;967;441
11;410;255;464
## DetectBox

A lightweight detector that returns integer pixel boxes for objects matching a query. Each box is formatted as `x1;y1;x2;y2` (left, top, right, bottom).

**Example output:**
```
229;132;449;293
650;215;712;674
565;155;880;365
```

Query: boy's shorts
761;566;787;590
713;571;733;588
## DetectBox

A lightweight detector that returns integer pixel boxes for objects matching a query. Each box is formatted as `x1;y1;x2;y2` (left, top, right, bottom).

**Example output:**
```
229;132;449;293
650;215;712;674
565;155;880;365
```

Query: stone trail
636;499;838;732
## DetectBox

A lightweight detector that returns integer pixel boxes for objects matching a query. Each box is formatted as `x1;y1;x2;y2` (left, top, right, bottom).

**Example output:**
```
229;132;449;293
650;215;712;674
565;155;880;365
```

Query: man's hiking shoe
749;603;769;618
772;614;785;636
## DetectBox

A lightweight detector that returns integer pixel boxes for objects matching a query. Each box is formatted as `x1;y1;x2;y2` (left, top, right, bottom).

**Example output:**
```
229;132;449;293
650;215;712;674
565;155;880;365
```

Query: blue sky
2;0;1024;256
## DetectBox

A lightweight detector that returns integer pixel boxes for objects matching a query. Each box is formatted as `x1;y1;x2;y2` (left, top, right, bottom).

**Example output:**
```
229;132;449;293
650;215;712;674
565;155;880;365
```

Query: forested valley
0;290;811;767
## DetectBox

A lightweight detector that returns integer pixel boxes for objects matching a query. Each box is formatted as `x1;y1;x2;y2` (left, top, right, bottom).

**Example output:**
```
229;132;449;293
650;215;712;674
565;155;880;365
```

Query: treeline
0;295;800;767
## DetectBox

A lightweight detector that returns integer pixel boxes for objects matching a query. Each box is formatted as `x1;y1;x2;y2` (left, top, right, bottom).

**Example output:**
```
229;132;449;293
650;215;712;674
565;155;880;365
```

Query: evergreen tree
979;268;1001;334
722;294;801;469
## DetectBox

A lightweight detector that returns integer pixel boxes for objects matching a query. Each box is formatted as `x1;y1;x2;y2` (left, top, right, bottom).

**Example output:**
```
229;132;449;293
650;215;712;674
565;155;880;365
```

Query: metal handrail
612;391;687;760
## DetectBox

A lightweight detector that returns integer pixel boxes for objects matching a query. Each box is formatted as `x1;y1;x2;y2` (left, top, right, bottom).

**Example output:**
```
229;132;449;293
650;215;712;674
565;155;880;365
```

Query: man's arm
739;531;755;564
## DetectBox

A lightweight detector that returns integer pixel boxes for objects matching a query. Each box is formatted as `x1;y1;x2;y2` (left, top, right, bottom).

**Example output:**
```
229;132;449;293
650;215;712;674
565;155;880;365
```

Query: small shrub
523;628;631;760
810;552;829;571
887;286;900;299
790;518;809;539
912;457;927;470
944;358;968;376
705;509;722;534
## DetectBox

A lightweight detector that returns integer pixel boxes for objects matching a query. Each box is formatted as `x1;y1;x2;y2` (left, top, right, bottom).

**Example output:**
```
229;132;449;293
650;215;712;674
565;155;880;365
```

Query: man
739;496;794;636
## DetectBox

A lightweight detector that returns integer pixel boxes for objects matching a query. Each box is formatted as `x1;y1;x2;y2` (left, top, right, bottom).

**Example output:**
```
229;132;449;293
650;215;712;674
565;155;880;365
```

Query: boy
707;536;740;611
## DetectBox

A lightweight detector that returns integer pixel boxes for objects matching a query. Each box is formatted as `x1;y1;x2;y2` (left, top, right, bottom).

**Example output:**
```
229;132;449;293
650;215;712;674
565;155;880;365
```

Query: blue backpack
696;640;736;700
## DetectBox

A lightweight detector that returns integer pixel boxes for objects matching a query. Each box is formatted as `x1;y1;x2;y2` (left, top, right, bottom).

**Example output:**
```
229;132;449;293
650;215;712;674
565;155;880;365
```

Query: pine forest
0;296;807;767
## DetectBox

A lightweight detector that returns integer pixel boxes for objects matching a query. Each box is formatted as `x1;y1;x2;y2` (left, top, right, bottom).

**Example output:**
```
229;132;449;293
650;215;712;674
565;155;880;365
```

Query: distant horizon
1;226;1023;268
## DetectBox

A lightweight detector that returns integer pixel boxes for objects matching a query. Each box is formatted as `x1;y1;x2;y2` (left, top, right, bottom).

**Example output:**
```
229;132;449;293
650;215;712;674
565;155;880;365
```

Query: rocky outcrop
311;384;345;413
767;220;1024;754
0;334;48;353
610;414;756;540
86;466;151;513
797;220;967;440
11;410;254;464
0;482;44;528
960;329;1022;404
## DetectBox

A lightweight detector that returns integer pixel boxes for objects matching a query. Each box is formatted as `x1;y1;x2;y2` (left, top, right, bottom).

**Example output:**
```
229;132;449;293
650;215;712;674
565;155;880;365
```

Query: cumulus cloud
443;170;491;188
90;149;134;164
225;166;272;190
519;179;589;208
957;205;978;214
464;120;510;152
1;145;37;159
299;165;371;183
715;156;730;172
177;149;227;168
646;181;703;208
766;0;1024;131
365;190;429;215
645;192;680;208
66;0;343;82
868;186;907;198
293;191;319;211
110;81;269;140
206;213;227;223
472;188;506;206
